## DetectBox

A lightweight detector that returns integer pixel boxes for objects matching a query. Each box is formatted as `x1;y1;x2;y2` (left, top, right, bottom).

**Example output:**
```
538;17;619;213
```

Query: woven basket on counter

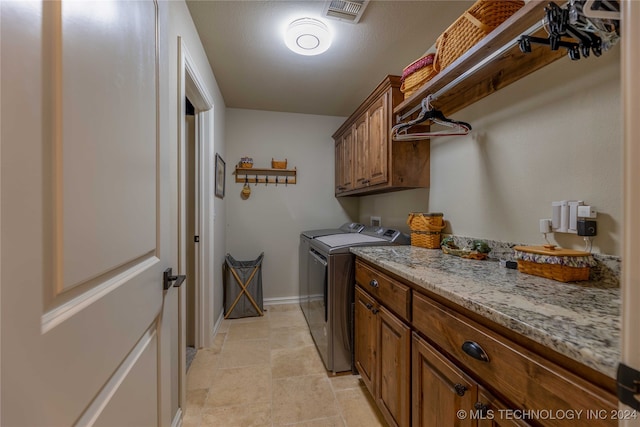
433;0;525;73
400;53;437;99
513;245;595;282
407;212;445;249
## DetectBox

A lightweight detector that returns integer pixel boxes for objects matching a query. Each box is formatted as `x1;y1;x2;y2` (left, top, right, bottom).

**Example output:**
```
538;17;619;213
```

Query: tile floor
184;304;388;427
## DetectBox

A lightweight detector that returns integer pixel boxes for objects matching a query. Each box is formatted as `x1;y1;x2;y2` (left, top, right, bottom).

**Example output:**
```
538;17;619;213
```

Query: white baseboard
209;309;224;344
263;296;301;306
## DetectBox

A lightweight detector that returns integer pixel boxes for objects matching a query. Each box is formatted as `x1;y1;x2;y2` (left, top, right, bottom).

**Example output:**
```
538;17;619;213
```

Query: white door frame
178;38;215;350
621;1;640;425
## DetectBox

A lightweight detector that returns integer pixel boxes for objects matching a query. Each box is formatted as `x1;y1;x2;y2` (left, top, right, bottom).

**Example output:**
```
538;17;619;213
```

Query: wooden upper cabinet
335;127;354;193
366;94;388;187
353;112;369;188
333;75;429;197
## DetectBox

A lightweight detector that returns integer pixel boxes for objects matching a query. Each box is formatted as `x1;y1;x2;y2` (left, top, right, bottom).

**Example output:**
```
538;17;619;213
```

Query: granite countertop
351;245;620;379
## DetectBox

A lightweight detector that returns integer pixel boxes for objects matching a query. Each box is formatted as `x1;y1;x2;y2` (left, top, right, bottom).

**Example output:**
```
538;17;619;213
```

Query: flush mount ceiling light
284;18;332;56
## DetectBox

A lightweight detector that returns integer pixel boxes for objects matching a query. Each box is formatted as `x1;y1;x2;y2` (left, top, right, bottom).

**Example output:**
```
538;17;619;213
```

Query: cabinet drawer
412;292;616;427
356;260;410;321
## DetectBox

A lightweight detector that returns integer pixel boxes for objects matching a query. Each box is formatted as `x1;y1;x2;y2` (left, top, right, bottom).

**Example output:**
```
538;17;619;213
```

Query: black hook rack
518;1;616;61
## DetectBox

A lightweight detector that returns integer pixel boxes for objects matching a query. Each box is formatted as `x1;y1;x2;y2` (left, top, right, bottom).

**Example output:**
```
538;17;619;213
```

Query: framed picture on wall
215;153;225;199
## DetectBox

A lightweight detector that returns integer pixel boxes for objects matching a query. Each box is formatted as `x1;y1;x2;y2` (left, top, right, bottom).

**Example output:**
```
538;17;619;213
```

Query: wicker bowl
400;53;438;98
513;245;595;282
272;158;287;169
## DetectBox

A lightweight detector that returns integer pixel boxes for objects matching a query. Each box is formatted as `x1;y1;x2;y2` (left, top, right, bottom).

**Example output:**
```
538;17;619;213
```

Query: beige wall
362;46;622;256
225;109;358;301
358;188;429;233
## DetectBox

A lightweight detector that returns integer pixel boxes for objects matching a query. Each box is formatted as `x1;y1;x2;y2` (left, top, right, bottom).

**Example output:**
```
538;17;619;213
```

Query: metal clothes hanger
391;95;472;141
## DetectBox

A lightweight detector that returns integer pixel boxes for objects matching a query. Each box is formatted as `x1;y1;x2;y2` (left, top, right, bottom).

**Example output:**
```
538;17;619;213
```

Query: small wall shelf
234;167;297;185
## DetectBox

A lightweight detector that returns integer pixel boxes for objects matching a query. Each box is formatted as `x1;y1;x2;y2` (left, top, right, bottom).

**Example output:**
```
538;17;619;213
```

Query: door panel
92;330;159;427
377;306;410;427
1;1;168;426
59;0;157;294
367;93;388;187
354;286;376;393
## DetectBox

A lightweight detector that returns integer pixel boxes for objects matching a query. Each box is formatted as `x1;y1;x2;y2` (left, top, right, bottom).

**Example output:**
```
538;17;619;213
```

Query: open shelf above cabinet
394;1;566;120
234;167;297;185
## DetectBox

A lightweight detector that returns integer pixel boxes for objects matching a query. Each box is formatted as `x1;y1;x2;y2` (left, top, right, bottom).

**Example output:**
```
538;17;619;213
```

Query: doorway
175;37;216;423
185;97;198;369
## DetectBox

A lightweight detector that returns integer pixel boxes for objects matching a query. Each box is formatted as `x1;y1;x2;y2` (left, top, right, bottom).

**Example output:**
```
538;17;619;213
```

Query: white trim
171;408;183;427
41;256;160;333
621;1;640;425
74;324;158;427
177;36;217;425
264;296;302;306
178;38;215;351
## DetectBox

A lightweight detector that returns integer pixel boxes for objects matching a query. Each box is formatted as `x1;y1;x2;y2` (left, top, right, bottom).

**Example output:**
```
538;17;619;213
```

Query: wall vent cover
323;0;369;23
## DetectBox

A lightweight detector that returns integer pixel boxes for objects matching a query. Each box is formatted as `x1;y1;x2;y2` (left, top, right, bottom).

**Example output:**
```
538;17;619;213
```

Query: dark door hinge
617;363;640;410
194;235;200;243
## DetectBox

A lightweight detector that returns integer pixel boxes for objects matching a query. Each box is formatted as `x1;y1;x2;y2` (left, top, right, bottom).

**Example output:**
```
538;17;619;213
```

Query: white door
1;1;173;426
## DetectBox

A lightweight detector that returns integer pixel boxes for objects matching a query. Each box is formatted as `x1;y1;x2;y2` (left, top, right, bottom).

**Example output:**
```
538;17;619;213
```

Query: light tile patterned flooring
184;304;388;427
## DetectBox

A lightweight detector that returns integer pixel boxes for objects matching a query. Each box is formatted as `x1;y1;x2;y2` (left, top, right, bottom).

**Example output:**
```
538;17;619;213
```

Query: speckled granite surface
351;245;620;379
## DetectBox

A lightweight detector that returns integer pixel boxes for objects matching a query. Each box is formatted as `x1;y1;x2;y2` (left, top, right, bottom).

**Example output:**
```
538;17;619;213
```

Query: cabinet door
366;91;389;187
476;387;532;427
335;128;353;194
353;113;369;188
354;286;377;393
412;333;477;427
341;129;354;191
377;306;411;427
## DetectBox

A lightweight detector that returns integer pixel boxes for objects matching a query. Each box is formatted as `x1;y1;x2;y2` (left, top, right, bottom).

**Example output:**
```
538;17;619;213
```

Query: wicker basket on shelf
433;0;525;73
271;158;287;169
513;245;595;282
400;53;438;99
407;212;445;249
239;157;253;168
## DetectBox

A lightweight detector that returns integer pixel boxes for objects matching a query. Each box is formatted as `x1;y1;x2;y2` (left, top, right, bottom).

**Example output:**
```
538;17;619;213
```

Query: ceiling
186;0;474;117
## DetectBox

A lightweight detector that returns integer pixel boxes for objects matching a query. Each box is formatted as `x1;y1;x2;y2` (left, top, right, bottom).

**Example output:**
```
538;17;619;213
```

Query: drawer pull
462;340;490;362
369;279;379;288
371;308;379;315
365;303;373;310
454;383;468;396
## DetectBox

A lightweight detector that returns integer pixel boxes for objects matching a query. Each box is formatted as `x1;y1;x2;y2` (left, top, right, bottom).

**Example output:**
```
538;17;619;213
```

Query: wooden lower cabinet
354;259;616;427
412;333;530;427
354;286;376;392
354;286;410;427
412;332;477;427
476;387;532;427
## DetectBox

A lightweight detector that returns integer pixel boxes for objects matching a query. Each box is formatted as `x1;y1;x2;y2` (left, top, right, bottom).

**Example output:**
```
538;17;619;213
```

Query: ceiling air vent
323;0;369;23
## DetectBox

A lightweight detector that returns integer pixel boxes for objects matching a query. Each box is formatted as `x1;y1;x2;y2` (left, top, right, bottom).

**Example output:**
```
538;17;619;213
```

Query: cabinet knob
454;383;468;396
369;279;379;288
365;303;373;310
462;340;490;362
474;402;489;417
371;308;379;315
